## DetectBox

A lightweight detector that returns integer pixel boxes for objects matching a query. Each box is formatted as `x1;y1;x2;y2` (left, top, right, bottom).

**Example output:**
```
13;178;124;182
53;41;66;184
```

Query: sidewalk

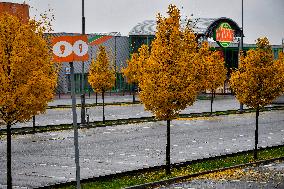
48;94;137;106
48;94;236;107
13;95;249;128
161;159;284;189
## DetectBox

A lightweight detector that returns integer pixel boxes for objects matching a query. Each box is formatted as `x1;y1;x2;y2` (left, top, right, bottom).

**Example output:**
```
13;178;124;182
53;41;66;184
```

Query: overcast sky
3;0;284;45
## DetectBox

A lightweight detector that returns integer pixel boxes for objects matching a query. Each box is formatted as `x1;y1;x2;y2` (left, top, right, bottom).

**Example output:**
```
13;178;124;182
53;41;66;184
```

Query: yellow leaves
230;37;284;109
197;168;247;180
122;45;149;85
198;42;227;92
138;5;200;121
0;13;57;125
88;46;115;93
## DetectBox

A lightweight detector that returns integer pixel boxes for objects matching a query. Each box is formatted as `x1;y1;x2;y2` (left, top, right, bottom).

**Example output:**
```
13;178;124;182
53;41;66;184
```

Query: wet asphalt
0;95;283;188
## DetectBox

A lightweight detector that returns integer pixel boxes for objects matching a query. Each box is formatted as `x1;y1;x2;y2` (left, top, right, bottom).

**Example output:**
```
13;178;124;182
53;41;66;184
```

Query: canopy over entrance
129;17;242;39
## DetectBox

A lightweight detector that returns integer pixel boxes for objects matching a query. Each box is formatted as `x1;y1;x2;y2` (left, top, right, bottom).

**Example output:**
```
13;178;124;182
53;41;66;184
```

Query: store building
51;32;130;94
129;17;282;70
54;17;283;94
128;17;282;94
0;2;29;23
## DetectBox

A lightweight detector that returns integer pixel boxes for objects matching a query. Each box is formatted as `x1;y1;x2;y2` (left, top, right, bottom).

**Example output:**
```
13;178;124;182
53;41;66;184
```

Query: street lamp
239;0;244;112
282;38;284;52
81;0;86;124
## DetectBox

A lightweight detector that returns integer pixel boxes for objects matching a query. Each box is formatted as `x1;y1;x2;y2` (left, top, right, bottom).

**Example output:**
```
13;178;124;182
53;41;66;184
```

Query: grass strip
48;145;284;189
0;116;157;135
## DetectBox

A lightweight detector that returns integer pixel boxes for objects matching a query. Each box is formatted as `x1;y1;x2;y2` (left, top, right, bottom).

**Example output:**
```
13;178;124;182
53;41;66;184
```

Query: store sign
214;22;234;48
52;35;89;63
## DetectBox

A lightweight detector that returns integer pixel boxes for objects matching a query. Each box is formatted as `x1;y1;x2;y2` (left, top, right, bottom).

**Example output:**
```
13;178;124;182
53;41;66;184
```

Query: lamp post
81;0;86;124
282;38;284;52
114;35;117;91
239;0;244;112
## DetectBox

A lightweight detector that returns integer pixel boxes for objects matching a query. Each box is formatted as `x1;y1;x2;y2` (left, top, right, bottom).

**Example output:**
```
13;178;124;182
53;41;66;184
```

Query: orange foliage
0;13;57;125
230;37;284;108
88;46;115;93
138;5;201;120
199;42;227;92
122;44;149;84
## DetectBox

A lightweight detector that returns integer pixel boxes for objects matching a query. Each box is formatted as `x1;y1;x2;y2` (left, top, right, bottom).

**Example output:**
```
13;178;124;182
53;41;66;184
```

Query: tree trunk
102;91;105;124
210;89;214;115
239;103;244;113
95;92;98;105
166;120;171;175
254;107;259;159
132;83;135;103
32;115;36;132
7;123;12;189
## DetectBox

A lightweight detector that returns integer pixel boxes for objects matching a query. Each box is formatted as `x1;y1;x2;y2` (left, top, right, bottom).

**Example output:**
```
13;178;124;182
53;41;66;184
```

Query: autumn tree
122;44;149;102
88;46;115;124
199;42;227;114
230;37;284;159
0;14;57;188
139;5;201;174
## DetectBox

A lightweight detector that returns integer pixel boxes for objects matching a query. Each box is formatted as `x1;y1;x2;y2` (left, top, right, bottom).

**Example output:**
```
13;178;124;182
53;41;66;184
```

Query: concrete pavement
12;95;251;128
48;94;138;106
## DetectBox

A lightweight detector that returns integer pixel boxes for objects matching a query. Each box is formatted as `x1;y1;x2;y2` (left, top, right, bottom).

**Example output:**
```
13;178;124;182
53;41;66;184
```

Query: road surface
0;109;283;188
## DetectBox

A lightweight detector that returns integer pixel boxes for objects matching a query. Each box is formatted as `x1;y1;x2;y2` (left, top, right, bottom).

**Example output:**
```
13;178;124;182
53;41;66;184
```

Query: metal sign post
52;35;88;189
70;62;81;189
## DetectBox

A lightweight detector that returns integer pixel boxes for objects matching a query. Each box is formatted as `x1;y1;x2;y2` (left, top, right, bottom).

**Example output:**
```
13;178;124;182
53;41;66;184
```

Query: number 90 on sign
52;36;89;62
